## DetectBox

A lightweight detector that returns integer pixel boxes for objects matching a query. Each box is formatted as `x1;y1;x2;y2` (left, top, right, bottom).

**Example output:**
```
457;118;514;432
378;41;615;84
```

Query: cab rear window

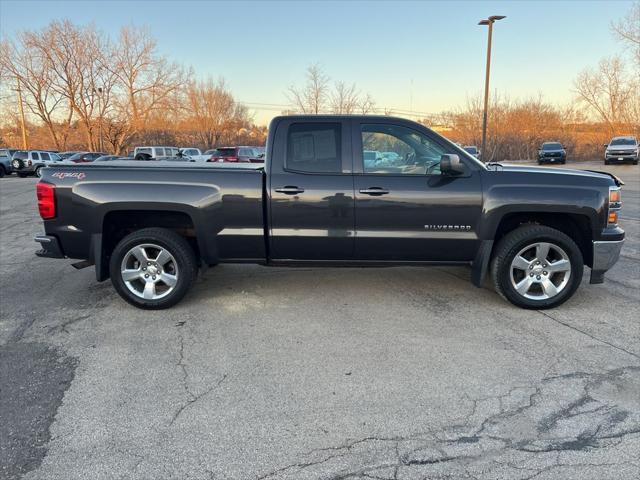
286;123;341;173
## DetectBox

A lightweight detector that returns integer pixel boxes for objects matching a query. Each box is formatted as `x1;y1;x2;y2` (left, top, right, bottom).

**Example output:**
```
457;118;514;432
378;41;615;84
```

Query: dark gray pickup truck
35;115;625;309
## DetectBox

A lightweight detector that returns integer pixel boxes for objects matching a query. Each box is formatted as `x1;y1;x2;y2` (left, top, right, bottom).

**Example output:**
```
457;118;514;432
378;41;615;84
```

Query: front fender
478;184;605;240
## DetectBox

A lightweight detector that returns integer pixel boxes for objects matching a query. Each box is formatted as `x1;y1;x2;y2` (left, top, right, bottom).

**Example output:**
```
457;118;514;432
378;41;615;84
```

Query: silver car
604;136;639;165
11;150;63;178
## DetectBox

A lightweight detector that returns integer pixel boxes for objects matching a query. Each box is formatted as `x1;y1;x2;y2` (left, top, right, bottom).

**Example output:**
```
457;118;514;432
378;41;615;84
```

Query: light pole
478;15;506;162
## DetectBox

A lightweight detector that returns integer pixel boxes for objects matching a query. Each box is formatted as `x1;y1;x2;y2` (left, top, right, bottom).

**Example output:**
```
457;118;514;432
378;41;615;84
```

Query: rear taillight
37;182;56;219
225;156;238;162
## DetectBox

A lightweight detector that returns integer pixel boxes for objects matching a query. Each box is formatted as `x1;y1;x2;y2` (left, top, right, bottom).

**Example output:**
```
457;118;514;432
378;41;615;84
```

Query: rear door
352;119;483;261
268;118;355;260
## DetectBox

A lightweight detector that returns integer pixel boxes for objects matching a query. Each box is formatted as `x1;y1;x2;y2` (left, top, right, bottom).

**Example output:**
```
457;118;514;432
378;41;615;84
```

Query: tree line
0;21;265;153
1;3;638;160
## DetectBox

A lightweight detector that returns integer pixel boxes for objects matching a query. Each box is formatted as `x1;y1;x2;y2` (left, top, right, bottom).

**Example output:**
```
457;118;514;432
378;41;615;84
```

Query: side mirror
603;144;608;148
440;154;465;175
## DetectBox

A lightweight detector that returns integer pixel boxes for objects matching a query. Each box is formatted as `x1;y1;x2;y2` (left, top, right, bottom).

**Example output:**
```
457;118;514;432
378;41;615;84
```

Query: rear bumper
590;239;624;284
34;234;65;258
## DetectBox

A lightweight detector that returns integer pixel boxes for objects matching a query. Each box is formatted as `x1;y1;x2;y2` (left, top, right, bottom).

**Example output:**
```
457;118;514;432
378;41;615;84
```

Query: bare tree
105;26;186;152
574;57;635;132
25;20;119;150
359;93;376;114
0;35;73;149
286;64;330;114
611;1;640;67
330;81;360;114
184;78;247;148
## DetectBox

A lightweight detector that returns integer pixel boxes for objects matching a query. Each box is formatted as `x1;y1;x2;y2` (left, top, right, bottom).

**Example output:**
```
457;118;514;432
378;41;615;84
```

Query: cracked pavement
0;161;639;479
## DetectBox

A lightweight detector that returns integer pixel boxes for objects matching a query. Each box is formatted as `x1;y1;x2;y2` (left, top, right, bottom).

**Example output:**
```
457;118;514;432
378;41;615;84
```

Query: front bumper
590;239;624;284
605;152;638;161
35;235;65;258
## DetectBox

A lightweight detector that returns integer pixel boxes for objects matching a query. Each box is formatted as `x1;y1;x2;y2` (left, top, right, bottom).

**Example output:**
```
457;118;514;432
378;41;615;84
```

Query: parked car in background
11;150;62;177
604;136;639;165
538;142;567;165
463;146;481;160
134;146;180;160
179;148;210;162
0;148;19;177
205;146;263;163
65;152;108;163
59;151;84;160
363;150;384;169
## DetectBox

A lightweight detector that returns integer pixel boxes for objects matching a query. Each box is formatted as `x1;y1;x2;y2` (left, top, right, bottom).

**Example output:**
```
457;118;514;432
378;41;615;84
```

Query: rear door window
31;152;40;161
286;123;341;173
41;152;51;161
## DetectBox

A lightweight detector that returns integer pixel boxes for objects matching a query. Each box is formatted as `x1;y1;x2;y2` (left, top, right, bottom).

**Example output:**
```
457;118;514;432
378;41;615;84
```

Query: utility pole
16;78;28;149
96;87;103;152
478;15;506;162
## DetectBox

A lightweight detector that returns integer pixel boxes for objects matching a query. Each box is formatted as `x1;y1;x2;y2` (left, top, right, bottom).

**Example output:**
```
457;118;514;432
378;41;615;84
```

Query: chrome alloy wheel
509;242;571;300
120;243;178;300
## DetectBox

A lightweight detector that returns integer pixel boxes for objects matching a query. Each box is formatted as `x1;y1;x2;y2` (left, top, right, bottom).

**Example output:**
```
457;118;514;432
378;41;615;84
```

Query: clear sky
0;0;634;124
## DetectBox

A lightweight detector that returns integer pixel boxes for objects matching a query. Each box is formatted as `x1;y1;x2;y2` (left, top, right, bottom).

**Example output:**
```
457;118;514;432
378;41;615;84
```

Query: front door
353;120;483;261
268;119;355;260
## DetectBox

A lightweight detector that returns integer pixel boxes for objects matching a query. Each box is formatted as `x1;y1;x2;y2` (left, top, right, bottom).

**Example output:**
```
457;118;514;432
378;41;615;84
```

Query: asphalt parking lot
0;160;639;480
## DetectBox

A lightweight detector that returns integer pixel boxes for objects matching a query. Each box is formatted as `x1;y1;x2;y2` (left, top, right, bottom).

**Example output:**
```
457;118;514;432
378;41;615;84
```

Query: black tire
0;166;5;178
604;160;610;165
109;228;198;309
35;166;42;178
491;225;583;309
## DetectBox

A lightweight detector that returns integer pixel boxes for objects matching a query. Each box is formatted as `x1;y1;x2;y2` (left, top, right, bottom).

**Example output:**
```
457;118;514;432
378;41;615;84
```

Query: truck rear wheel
109;228;198;309
491;225;583;309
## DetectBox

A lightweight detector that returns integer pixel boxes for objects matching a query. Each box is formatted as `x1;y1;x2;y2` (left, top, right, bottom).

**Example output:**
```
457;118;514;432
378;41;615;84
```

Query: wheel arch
492;212;594;267
97;210;203;281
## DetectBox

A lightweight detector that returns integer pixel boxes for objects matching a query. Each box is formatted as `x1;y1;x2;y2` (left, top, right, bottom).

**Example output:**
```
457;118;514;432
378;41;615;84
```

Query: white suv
11;150;62;177
604;136;639;165
133;146;180;160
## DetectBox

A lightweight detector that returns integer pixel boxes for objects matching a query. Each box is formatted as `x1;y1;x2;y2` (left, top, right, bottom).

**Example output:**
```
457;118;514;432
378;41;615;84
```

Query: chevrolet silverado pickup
34;115;625;310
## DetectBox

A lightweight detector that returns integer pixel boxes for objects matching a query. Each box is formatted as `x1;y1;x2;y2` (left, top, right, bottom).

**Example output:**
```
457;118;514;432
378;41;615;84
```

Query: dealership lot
1;161;639;480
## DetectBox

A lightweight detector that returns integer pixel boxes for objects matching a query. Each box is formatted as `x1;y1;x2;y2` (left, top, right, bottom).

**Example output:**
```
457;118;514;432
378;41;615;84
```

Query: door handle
359;187;389;195
275;186;305;195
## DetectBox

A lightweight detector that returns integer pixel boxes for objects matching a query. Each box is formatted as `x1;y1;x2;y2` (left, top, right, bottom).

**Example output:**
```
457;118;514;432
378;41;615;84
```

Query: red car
204;147;263;163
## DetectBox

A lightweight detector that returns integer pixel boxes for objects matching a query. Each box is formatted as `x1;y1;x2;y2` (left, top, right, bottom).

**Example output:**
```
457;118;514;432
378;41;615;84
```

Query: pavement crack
47;314;91;334
168;333;228;428
536;310;640;360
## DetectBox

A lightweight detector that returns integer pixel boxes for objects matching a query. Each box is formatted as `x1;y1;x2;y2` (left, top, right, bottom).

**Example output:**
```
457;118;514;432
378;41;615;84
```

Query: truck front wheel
109;228;198;309
490;225;583;309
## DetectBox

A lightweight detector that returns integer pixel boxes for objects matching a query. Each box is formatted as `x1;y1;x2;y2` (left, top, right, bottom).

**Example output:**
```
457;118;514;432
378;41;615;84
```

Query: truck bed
40;162;267;268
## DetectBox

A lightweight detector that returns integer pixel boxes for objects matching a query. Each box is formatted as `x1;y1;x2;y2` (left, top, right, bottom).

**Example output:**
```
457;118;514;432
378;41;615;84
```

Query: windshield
66;152;88;161
542;143;562;150
610;138;636;146
464;146;478;154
